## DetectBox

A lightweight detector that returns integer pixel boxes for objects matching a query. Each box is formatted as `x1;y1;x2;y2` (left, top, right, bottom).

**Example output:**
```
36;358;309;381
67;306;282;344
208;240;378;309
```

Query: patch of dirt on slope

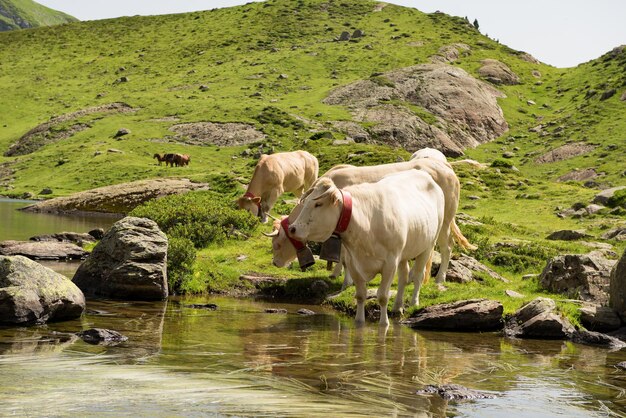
169;122;266;146
5;103;136;157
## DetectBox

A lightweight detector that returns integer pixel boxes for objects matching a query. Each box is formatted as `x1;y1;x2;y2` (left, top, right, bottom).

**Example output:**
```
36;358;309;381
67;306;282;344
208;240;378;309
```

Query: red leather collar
280;217;306;251
334;190;352;234
244;192;261;209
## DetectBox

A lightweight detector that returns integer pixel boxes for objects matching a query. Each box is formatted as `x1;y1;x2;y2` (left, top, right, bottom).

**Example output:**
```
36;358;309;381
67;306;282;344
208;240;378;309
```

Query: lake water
0;197;119;275
1;200;625;416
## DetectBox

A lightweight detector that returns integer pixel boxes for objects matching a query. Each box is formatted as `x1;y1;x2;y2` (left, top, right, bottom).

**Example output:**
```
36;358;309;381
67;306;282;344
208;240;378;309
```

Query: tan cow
288;171;445;326
238;150;318;223
266;157;475;288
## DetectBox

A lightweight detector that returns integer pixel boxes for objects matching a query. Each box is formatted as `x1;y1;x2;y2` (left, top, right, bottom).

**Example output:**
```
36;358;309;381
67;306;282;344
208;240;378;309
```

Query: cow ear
331;189;342;207
252;197;261;204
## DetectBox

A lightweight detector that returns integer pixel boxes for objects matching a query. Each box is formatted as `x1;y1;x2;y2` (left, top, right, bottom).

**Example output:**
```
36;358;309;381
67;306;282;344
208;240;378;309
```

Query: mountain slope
0;0;77;31
0;0;623;198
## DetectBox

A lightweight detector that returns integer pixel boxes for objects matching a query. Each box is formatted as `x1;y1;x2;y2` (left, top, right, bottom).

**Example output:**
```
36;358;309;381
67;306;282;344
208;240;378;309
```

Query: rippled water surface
1;297;626;417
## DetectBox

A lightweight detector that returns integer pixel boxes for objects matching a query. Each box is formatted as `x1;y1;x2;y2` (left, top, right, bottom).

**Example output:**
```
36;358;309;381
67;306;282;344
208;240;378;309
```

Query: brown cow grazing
175;154;191;167
153;153;167;165
238;150;318;223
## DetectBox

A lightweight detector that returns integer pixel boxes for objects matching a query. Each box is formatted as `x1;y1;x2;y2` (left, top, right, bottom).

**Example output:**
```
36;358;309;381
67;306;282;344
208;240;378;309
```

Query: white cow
237;150;318;223
266;157;474;289
410;147;448;163
288;171;445;326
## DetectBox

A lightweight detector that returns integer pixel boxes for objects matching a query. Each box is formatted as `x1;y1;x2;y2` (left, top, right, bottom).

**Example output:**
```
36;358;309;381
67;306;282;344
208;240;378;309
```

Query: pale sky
36;0;626;68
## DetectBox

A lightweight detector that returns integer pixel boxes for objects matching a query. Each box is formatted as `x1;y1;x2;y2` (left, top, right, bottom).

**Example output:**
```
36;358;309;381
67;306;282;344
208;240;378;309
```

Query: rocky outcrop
579;305;622;332
29;232;96;244
72;217;168;300
0;240;88;260
5;103;134;156
0;255;85;325
602;228;626;241
505;297;575;339
535;142;596;164
478;59;520;85
445;255;509;283
593;186;626;205
571;330;626;349
402;299;503;331
539;254;615;303
610;250;626;321
556;168;598;182
546;230;591;241
324;64;508;156
20;178;209;215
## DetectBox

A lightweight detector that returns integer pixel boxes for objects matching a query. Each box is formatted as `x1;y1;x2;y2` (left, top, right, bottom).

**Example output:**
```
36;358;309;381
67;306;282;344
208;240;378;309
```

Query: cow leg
435;225;453;284
352;269;367;324
409;251;432;307
378;263;397;327
391;260;410;313
341;267;352;290
337;249;353;290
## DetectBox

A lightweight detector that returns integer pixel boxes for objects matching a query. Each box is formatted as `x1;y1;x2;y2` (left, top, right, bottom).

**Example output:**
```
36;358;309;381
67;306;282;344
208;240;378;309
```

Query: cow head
237;194;262;218
262;216;298;267
289;177;342;242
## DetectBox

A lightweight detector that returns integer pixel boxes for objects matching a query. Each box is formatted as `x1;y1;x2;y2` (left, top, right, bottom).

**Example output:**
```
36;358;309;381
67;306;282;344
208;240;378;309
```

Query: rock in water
0;255;85;325
505;297;575;339
416;384;495;400
402;299;503;331
72;217;168;300
78;328;128;345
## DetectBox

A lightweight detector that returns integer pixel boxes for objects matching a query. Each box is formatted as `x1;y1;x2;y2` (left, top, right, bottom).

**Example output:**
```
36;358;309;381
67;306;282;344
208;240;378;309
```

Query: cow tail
423;251;433;285
451;219;477;251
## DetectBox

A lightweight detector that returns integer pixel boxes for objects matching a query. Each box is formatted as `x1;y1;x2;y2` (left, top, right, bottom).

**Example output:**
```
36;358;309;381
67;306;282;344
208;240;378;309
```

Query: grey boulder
0;255;85;325
505;297;575;339
402;299;503;331
539;254;615;303
72;217;168;300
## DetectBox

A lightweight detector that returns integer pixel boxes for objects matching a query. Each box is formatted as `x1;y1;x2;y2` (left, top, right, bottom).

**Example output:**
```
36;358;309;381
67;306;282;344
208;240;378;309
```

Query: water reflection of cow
153;153;191;167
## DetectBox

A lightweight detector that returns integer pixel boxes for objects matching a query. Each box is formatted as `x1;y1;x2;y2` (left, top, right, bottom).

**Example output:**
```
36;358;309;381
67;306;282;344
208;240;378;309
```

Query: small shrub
167;237;196;294
369;75;395;88
491;159;514;169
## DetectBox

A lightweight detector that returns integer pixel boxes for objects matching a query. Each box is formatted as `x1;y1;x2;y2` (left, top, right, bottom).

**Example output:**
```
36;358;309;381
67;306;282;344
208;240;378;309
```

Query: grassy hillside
0;0;624;309
0;0;76;31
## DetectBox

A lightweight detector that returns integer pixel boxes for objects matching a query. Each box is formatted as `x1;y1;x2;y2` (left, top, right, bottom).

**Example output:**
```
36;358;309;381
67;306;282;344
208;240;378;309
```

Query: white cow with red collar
288;170;445;326
237;150;318;223
266;155;474;289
